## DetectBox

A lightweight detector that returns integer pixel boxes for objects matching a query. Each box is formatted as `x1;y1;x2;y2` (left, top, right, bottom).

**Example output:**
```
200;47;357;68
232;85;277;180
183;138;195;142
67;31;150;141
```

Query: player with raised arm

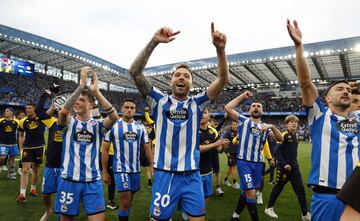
224;91;282;221
287;19;360;221
128;23;228;221
54;67;118;221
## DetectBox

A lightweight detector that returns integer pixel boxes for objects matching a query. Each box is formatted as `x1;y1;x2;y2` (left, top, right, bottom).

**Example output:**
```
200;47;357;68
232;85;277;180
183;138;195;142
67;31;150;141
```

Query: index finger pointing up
211;22;215;33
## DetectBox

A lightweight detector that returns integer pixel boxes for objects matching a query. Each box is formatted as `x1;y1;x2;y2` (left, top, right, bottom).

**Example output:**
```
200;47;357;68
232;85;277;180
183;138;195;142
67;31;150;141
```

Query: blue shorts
114;172;140;192
41;167;61;194
0;144;19;157
311;192;345;221
54;178;105;216
201;173;213;198
237;160;263;190
150;170;205;220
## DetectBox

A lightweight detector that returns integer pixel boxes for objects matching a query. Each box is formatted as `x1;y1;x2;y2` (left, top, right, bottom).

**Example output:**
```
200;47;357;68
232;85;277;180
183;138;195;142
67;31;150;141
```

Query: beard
251;112;261;119
333;100;350;110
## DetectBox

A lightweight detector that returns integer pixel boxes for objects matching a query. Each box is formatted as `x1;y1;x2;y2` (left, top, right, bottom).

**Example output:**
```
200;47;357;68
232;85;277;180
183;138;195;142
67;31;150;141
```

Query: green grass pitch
0;142;312;221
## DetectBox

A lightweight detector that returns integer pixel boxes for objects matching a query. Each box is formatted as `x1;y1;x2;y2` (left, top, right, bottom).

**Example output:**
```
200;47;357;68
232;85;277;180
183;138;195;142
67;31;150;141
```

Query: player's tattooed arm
128;27;180;97
128;40;156;97
58;67;88;126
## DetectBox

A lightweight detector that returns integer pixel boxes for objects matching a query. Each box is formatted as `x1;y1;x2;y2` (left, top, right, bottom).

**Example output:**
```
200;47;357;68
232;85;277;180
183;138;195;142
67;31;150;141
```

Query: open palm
287;19;302;46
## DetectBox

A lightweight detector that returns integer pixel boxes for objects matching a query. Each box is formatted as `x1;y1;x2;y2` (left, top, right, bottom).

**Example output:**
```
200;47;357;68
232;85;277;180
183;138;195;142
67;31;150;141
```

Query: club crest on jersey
53;130;63;142
28;121;39;129
250;126;261;136
5;125;13;132
74;130;94;144
154;206;161;216
166;108;189;122
123;131;138;142
61;203;68;212
123;181;129;189
336;119;359;135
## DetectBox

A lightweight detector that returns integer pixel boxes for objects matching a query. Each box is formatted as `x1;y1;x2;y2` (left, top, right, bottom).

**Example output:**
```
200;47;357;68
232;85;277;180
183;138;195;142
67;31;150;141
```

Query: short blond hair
284;115;299;124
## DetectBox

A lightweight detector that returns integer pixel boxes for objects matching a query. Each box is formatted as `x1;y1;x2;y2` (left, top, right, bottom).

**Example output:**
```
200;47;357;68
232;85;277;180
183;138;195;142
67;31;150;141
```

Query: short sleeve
237;113;248;123
147;86;167;111
18;117;26;132
193;91;210;111
104;128;113;142
305;96;327;126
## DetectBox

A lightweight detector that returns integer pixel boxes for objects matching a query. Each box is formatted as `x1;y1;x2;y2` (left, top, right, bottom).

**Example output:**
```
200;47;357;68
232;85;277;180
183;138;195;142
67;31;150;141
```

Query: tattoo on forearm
63;85;85;110
128;40;158;97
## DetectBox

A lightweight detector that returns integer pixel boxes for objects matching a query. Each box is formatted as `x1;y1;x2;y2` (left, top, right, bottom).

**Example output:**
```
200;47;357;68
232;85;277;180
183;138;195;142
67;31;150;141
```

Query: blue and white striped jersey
307;96;360;189
61;117;103;182
104;118;148;173
147;87;210;172
236;114;269;163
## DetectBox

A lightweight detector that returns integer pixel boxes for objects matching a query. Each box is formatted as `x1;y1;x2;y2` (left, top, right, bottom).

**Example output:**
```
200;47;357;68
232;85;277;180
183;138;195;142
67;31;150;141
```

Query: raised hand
260;123;274;133
287;19;302;46
79;66;91;86
211;22;227;49
241;90;253;99
89;70;99;94
152;27;180;43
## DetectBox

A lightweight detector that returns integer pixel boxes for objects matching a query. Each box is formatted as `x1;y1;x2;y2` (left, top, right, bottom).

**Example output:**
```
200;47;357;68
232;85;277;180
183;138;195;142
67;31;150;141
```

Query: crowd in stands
1;72;312;113
0;72;313;136
0;73;146;111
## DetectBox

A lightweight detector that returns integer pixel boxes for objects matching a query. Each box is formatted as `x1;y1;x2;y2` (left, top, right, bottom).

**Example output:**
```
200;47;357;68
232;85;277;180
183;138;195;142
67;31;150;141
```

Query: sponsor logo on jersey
250;126;261;136
123;131;137;142
166;108;189;121
74;130;94;144
336;119;359;135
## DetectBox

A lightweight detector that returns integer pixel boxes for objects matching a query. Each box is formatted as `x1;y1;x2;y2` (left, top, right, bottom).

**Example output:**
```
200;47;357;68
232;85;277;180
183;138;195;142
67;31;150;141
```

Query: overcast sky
1;0;359;68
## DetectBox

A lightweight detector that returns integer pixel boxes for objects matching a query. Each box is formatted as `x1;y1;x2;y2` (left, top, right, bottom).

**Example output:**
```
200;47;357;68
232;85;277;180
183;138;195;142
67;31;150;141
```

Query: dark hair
171;64;193;79
26;103;36;107
251;100;262;105
81;89;95;104
324;80;349;96
351;87;360;95
15;109;25;116
122;99;136;107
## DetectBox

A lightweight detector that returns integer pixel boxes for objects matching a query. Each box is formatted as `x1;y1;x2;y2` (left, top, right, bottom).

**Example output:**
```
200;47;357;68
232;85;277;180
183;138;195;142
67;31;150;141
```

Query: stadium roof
145;36;360;91
0;24;135;88
1;24;360;92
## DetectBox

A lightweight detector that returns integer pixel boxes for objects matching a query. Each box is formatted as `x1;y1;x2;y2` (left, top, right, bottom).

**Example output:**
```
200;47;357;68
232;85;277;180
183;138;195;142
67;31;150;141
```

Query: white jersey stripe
319;111;331;187
336;133;347;189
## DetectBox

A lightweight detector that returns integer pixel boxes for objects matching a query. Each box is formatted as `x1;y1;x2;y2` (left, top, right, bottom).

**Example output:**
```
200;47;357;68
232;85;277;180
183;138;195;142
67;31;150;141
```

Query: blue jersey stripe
148;87;208;172
127;123;134;172
328;119;340;188
67;120;77;179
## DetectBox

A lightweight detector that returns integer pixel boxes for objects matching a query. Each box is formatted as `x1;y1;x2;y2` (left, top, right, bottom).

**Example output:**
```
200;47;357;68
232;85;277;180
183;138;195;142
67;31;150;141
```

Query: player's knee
22;167;30;174
120;198;131;209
